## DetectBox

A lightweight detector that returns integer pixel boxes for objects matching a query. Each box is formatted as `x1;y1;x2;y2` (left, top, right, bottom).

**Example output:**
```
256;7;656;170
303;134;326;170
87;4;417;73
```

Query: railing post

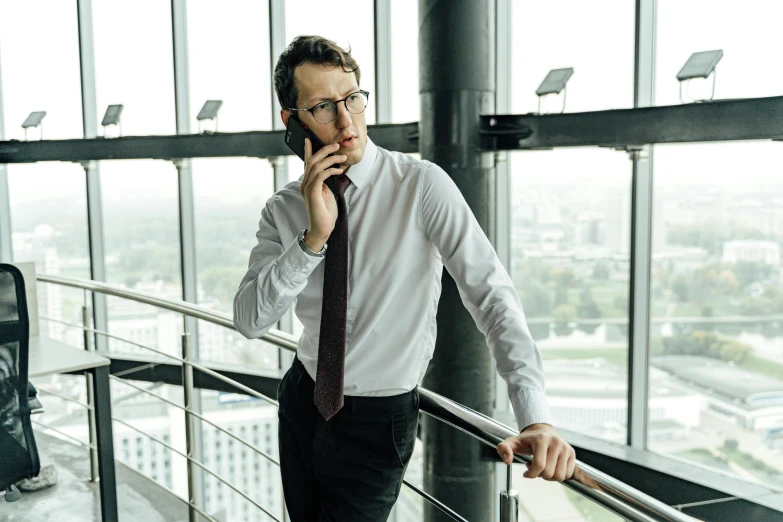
499;465;518;522
182;332;198;522
82;304;99;482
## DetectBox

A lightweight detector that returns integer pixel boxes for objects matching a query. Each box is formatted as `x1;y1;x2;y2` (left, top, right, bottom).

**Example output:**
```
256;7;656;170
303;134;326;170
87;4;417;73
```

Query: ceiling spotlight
677;50;723;103
535;68;574;115
101;104;123;138
21;111;46;141
196;100;222;133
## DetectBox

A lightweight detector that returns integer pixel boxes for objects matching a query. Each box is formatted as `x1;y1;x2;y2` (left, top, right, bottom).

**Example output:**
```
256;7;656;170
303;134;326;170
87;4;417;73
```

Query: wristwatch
298;229;327;257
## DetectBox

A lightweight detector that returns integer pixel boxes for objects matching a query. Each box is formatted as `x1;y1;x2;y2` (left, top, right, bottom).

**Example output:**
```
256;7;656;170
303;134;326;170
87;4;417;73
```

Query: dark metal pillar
419;1;496;520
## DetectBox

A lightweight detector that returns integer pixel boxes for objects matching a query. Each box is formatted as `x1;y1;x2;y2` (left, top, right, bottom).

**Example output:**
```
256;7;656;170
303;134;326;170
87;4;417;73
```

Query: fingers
522;435;550;479
496;435;532;465
519;433;576;482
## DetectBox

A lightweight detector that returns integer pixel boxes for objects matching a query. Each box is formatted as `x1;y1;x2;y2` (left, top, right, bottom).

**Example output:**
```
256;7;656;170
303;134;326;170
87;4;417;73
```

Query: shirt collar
345;137;378;190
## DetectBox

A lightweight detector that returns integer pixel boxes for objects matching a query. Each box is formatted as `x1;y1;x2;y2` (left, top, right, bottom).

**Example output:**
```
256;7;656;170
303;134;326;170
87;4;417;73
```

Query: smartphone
285;116;327;161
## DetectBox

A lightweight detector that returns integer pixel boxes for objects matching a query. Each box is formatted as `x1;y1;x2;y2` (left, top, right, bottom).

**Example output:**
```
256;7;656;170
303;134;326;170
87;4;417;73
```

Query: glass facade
3;1;783;520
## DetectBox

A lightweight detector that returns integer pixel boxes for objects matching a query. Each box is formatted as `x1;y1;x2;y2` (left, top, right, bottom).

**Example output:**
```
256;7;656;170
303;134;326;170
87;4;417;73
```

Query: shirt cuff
279;234;324;284
510;388;555;432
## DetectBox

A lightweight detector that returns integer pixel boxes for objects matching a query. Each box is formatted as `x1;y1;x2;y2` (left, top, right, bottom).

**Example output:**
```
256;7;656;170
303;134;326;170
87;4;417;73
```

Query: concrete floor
1;430;188;522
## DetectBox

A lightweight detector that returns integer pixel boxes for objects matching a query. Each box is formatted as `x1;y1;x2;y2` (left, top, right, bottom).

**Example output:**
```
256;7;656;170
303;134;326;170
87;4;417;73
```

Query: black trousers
278;357;419;522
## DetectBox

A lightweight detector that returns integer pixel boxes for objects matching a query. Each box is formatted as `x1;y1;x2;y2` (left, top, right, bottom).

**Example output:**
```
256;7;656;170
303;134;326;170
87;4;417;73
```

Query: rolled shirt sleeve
233;200;324;339
419;163;554;431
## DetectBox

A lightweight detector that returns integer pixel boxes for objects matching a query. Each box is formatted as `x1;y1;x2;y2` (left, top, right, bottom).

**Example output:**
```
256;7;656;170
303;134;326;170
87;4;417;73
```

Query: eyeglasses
286;90;370;124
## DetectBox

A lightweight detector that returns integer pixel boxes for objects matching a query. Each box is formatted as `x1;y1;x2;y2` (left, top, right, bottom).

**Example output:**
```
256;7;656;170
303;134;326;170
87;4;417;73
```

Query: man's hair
274;35;361;110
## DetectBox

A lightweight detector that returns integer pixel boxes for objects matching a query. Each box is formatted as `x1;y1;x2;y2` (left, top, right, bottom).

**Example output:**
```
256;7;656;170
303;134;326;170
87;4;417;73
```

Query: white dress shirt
233;138;553;430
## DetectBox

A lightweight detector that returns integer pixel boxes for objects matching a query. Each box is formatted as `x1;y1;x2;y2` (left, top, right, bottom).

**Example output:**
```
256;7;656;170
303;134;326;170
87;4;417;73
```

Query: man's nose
335;102;352;128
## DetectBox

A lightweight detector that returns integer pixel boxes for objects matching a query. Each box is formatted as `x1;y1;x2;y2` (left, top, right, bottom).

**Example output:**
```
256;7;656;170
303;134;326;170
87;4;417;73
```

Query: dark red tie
315;174;352;420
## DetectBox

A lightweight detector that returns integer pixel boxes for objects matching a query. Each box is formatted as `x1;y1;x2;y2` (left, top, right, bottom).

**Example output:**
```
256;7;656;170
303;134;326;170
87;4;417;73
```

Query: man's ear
280;109;290;128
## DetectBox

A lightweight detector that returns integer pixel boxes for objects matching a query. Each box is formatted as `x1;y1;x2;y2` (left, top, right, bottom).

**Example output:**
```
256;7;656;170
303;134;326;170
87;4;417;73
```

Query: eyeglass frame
284;90;371;124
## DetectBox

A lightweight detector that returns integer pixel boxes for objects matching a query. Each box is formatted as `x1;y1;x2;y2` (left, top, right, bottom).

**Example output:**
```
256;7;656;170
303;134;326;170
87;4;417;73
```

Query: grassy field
739;355;783;381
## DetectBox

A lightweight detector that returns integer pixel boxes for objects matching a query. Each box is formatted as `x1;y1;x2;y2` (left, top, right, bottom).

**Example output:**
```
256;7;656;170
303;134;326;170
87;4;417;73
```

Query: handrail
38;273;700;522
37;274;299;351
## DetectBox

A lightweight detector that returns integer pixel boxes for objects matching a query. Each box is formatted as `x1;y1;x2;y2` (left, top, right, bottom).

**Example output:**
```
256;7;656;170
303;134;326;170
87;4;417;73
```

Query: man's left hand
496;424;576;482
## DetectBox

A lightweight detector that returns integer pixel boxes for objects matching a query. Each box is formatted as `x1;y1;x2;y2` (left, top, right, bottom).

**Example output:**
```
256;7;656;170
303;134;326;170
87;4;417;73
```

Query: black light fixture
677;50;723;103
196;100;222;133
101;104;123;138
536;68;574;114
21;111;46;140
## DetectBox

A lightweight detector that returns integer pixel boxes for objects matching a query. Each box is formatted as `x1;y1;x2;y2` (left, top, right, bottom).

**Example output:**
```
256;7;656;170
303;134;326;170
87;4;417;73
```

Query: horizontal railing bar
36;387;93;411
418;388;697;522
113;363;163;379
113;460;220;522
37;275;298;352
32;419;93;450
41;314;280;407
111;416;281;522
403;479;468;522
40;315;184;362
109;375;280;466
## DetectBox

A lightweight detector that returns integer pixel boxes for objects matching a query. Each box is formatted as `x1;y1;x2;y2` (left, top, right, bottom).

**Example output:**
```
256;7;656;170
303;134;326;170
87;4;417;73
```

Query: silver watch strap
298;229;326;257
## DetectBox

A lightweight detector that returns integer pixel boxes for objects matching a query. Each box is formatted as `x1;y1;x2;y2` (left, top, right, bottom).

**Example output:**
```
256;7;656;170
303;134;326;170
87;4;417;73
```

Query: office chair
0;263;41;502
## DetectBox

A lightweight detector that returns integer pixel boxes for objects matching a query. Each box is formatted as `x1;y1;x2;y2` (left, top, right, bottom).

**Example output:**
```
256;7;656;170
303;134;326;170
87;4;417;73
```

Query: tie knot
331;174;351;197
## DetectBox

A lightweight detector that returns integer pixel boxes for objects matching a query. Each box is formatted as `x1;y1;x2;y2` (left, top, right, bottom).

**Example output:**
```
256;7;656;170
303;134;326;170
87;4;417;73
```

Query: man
234;35;576;521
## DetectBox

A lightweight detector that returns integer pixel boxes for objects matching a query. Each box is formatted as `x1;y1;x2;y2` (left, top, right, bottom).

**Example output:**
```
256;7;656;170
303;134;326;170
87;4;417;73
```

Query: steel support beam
77;0;109;352
171;1;206;514
0;40;11;263
0;123;419;163
374;0;392;124
491;0;515;513
269;1;295;396
420;0;495;520
481;96;783;150
627;0;656;450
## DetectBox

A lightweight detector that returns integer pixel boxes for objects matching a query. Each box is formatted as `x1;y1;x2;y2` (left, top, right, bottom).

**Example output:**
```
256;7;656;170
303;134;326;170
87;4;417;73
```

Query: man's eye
315;103;332;112
347;94;359;101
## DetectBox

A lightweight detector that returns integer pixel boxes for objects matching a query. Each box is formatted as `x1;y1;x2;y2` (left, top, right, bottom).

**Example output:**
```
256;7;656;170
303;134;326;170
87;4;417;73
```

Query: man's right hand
300;139;346;252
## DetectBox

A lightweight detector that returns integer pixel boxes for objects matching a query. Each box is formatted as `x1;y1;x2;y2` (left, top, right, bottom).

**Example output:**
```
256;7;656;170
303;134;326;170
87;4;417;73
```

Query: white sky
1;0;782;206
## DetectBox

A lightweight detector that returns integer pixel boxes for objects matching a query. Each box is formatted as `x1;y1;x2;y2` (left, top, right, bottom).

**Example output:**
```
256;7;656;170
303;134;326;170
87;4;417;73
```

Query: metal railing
37;273;700;522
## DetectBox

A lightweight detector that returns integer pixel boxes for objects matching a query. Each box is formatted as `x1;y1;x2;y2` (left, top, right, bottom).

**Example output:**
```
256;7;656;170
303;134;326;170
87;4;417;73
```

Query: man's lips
337;135;357;148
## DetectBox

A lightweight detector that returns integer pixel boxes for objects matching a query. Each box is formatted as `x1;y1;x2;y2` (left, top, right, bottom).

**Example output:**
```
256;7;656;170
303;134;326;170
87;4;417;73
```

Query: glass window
649;141;783;490
0;3;83;140
186;1;273;132
656;1;783;106
510;1;635;114
101;160;182;357
8;163;91;347
284;0;376;125
92;1;176;136
510;148;631;444
390;0;419;123
193;157;280;368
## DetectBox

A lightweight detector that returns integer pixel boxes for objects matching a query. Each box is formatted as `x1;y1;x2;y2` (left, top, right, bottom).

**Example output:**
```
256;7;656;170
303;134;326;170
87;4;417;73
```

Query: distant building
722;240;780;266
543;358;701;443
652;355;783;432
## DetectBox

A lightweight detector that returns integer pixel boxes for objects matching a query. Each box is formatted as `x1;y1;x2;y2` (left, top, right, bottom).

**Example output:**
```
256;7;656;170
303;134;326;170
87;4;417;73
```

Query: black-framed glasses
286;90;370;124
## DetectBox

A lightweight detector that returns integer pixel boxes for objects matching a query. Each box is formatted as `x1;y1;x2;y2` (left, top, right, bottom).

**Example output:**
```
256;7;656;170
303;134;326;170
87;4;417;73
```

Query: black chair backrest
0;263;40;490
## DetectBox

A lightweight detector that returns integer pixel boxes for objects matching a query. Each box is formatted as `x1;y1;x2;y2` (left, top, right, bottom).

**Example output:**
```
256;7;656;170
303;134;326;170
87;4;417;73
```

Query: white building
722;240;780;266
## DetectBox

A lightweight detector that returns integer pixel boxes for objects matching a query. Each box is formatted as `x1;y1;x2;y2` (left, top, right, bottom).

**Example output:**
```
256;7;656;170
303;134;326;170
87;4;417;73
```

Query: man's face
282;62;367;169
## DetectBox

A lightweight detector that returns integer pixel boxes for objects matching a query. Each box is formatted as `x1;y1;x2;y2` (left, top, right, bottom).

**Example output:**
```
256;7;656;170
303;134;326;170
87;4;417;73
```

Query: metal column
374;0;392;124
419;0;496;520
0;42;12;263
171;0;206;514
627;0;656;449
76;0;109;352
491;0;517;516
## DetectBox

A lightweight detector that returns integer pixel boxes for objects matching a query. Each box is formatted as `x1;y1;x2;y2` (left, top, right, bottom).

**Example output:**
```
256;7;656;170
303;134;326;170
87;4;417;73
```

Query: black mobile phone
285;116;327;161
